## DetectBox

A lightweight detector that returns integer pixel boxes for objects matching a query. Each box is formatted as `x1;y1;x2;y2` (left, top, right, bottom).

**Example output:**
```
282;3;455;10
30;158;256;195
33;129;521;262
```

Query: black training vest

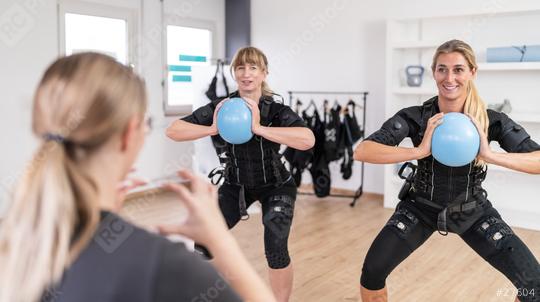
216;93;291;188
411;98;487;206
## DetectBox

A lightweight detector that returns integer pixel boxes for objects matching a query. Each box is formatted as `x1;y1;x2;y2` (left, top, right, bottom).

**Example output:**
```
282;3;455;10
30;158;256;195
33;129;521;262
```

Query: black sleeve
488;110;540;153
365;108;414;146
181;103;215;126
274;106;307;127
153;242;242;302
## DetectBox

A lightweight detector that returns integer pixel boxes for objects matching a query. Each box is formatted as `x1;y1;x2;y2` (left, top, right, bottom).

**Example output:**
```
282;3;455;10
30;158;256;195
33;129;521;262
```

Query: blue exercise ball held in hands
217;97;253;144
431;112;480;167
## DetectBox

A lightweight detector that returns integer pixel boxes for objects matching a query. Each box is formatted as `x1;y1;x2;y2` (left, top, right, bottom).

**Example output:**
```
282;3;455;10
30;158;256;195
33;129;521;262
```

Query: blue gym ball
431;112;480;167
217;97;253;144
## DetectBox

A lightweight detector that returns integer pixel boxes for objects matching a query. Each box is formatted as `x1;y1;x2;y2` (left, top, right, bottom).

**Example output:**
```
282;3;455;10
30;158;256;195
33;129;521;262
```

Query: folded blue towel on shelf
487;45;540;62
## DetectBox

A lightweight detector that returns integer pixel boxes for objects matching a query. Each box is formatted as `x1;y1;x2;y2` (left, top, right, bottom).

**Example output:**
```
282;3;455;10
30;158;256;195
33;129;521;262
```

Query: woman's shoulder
486;108;508;122
395;105;423;121
93;211;191;259
395;96;438;121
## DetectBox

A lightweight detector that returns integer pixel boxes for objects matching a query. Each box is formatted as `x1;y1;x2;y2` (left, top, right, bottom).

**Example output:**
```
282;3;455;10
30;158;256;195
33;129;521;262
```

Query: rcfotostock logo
94;213;134;254
191;277;229;302
0;3;36;47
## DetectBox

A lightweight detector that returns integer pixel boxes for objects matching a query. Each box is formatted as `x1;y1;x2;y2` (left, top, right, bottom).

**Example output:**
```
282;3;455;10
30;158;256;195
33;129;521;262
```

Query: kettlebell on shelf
406;65;425;87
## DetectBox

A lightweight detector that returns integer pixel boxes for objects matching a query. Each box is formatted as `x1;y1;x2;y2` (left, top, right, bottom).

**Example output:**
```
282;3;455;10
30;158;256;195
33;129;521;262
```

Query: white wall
251;0;540;194
2;0;540;210
0;0;58;213
0;0;225;214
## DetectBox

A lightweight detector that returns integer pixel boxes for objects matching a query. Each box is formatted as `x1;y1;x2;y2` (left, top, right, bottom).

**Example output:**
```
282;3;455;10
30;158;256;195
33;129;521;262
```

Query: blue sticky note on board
172;75;192;82
168;65;191;72
179;55;207;62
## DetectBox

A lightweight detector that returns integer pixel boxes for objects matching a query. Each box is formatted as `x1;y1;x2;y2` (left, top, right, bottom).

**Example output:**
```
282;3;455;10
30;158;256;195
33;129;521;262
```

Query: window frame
162;15;217;116
57;0;139;69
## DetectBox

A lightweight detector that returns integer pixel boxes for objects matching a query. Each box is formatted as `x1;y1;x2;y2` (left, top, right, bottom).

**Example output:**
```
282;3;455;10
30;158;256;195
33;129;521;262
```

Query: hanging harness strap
260;97;290;187
238;184;249;220
418;97;437;139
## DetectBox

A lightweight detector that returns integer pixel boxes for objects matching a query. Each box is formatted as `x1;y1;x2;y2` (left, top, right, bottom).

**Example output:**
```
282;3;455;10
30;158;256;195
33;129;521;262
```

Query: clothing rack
287;90;368;207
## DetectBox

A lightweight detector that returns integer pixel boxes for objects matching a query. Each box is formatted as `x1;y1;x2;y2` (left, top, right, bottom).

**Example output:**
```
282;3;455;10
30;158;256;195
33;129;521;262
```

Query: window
164;24;213;114
59;1;137;67
64;13;128;64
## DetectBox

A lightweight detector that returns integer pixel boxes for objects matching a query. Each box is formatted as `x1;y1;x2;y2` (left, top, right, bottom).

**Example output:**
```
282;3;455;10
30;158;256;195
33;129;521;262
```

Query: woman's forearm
166;120;215;142
353;140;424;164
256;127;315;151
207;232;276;302
484;150;540;174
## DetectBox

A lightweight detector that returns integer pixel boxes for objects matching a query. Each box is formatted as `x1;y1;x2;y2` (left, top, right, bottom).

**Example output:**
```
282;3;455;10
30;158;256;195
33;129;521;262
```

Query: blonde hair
0;53;147;302
431;39;488;166
230;46;273;96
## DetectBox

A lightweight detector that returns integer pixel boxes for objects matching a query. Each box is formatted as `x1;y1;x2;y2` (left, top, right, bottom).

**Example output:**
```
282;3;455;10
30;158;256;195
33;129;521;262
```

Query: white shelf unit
385;10;540;230
478;62;540;71
392;87;436;96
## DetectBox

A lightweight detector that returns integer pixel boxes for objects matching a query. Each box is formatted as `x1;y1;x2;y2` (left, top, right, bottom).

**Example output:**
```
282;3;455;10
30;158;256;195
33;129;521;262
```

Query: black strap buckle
398;162;417;180
208;167;225;185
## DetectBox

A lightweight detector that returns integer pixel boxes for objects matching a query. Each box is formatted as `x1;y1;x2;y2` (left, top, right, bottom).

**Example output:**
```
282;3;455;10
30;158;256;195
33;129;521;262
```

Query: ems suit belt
397;162;487;235
412;196;482;235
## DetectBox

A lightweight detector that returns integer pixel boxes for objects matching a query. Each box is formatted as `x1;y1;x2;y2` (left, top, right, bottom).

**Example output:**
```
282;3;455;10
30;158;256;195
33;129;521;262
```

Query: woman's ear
120;116;140;152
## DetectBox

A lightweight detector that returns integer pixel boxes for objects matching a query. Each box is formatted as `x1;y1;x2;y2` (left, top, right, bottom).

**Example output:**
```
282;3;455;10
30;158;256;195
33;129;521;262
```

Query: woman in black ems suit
354;40;540;302
167;46;315;302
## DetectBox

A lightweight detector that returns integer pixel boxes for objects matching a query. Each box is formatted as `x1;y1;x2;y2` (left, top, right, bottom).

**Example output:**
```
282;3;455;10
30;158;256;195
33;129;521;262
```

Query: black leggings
196;179;297;269
361;199;540;302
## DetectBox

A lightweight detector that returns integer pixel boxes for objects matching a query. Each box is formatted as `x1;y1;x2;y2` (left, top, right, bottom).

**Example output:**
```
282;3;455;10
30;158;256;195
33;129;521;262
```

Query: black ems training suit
43;211;241;302
360;97;540;301
182;92;307;269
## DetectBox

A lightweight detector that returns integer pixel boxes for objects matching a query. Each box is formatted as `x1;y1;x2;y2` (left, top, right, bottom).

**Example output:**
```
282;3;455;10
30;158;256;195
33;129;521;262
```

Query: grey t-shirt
43;211;241;302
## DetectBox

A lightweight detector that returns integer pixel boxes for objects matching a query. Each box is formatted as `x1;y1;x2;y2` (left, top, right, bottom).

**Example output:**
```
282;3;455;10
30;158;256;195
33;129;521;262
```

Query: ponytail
0;52;146;302
0;141;98;302
463;81;488;166
261;81;273;96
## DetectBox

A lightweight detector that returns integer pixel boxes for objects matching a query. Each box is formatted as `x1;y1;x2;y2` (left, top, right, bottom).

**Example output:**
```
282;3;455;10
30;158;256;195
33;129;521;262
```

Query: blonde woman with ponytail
0;52;275;302
354;40;540;302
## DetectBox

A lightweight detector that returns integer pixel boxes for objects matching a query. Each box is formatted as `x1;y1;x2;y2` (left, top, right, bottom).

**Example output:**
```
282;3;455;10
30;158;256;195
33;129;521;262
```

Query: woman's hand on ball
243;97;262;135
210;99;226;136
416;112;444;159
466;113;493;162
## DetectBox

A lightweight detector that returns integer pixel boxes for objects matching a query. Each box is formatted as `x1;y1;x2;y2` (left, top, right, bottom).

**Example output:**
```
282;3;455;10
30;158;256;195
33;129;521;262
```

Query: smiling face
234;63;267;94
433;52;476;105
230;47;269;96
